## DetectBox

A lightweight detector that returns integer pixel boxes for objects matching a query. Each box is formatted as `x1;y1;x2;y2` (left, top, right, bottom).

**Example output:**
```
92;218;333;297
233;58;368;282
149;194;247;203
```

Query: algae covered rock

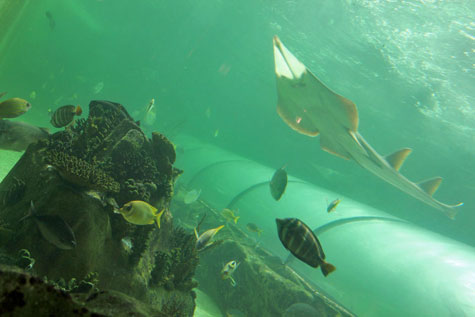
0;100;196;315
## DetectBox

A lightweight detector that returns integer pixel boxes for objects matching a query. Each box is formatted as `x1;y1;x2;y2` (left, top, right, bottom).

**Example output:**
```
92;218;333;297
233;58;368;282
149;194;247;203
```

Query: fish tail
75;105;83;116
234;216;240;224
155;208;165;229
230;277;236;287
257;229;263;237
321;261;336;277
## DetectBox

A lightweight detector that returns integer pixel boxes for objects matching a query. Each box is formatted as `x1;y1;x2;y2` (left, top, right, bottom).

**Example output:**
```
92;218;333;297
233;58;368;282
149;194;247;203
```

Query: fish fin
229;277;236;287
75;105;82;116
385;148;412;171
320;134;351;160
19;201;36;222
276;103;320;137
234;216;240;224
155;208;165;228
417;177;443;196
321;261;336;277
194;228;199;240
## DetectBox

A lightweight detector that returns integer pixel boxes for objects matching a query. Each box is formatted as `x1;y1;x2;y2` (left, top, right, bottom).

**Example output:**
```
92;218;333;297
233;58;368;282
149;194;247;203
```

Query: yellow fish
327;198;341;213
246;223;263;236
118;200;165;228
221;208;239;224
195;225;224;251
0;98;31;119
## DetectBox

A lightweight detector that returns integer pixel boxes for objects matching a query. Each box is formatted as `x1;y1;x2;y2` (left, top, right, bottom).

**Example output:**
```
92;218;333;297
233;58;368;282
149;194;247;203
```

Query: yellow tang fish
119;200;165;228
221;208;240;224
0;97;31;119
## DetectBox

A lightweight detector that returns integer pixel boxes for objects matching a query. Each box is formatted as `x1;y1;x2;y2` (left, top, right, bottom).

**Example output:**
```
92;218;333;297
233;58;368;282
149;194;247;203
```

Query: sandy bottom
194;289;223;317
0;150;22;182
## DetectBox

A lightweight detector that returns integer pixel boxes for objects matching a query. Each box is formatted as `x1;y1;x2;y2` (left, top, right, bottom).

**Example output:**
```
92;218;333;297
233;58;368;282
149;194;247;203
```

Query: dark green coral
150;227;199;292
44;150;119;193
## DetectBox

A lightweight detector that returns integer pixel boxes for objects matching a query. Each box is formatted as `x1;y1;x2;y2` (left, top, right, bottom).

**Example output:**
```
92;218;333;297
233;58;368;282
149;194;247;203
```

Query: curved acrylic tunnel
174;134;475;317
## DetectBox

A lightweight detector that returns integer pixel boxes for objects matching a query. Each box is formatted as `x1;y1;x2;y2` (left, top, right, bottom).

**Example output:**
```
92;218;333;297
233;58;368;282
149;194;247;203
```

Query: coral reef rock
0;100;195;316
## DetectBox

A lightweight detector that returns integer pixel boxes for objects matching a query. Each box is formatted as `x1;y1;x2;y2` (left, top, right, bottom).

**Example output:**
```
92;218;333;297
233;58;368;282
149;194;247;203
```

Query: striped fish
276;218;335;276
50;105;82;128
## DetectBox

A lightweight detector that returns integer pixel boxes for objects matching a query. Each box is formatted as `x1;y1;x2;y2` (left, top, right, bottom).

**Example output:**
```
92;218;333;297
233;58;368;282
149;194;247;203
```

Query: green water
1;0;474;316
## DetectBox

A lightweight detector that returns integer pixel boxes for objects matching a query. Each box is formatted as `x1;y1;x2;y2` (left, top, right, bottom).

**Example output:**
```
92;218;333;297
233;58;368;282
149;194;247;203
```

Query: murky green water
1;1;474;316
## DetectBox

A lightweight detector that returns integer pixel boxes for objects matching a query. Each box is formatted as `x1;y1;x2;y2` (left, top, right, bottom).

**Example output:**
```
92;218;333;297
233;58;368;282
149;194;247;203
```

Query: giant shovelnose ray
272;36;463;218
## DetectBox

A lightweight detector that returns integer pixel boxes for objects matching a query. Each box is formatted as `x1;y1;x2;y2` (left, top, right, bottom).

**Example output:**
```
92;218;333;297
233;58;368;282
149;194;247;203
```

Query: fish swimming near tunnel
45;11;56;30
0;120;49;152
221;260;240;287
272;35;463;218
118;200;165;228
276;217;335;277
50;105;82;128
0;96;31;119
20;201;77;250
326;198;341;213
270;165;288;201
195;224;224;251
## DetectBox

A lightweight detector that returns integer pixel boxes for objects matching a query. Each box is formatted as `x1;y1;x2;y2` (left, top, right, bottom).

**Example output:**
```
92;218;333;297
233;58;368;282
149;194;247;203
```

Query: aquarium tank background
0;0;474;316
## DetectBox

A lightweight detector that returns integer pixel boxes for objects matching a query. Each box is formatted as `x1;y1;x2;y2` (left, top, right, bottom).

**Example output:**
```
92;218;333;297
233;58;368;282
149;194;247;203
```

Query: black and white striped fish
276;217;336;276
50;105;82;128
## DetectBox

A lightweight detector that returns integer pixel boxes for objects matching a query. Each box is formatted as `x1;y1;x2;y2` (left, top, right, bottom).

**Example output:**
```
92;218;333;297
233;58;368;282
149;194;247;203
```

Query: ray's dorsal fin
385;148;412;171
418;177;442;196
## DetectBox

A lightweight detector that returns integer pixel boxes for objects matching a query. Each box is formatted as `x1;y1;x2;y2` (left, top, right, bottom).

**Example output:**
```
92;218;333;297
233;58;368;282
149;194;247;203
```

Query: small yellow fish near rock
0;97;31;119
246;222;263;236
221;208;239;224
118;200;165;228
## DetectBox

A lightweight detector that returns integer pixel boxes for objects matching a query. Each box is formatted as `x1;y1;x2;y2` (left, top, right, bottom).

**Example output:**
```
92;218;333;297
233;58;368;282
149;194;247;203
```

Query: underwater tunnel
174;134;475;317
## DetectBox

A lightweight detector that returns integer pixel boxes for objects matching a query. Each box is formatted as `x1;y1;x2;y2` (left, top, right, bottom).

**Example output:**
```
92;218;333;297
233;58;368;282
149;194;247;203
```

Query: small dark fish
20;201;76;250
270;165;287;201
327;198;341;213
50;105;82;128
0;92;7;99
276;218;335;276
283;303;319;317
0;120;49;151
45;11;55;30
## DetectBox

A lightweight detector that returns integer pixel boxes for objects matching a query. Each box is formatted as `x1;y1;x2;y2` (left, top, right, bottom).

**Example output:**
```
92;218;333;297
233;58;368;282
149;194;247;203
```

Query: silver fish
194;225;224;251
184;188;201;204
0;120;49;152
270;165;287;201
20;201;76;250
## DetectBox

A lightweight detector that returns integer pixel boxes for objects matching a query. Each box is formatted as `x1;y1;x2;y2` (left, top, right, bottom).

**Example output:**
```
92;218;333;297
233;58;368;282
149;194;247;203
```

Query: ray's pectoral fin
276;101;320;136
320;133;351;160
